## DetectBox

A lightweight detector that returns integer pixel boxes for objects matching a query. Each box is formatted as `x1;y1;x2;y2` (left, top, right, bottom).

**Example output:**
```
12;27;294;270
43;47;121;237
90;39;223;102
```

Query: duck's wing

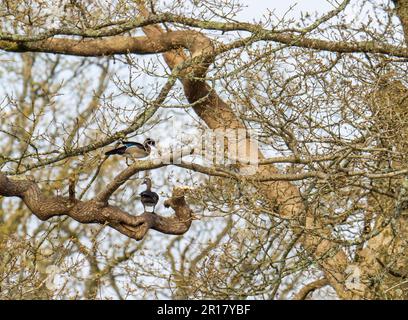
105;146;127;155
126;146;150;158
150;192;159;203
140;191;159;204
122;141;145;149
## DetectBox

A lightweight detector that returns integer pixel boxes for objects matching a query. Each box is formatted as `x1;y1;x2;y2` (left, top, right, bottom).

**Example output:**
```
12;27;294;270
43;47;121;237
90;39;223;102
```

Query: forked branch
0;171;193;241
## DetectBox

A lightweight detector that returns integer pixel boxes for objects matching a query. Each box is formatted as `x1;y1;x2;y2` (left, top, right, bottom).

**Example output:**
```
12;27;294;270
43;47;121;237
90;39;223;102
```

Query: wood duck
140;178;159;213
105;138;156;159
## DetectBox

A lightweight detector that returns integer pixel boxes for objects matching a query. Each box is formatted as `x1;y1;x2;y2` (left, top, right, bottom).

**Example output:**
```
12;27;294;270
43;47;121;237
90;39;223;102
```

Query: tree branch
0;30;214;63
0;172;193;241
293;278;329;300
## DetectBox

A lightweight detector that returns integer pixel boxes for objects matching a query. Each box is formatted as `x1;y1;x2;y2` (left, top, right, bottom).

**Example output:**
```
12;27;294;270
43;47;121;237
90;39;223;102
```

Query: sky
237;0;332;21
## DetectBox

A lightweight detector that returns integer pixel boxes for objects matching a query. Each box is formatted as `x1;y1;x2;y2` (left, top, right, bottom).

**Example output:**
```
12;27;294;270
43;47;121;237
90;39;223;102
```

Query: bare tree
1;0;408;299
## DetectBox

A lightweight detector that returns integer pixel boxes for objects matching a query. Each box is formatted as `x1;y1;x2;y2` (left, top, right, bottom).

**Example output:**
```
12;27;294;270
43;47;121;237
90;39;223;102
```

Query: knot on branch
164;186;194;208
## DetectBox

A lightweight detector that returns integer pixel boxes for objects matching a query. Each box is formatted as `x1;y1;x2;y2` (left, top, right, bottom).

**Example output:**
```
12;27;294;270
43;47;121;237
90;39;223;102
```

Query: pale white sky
237;0;331;21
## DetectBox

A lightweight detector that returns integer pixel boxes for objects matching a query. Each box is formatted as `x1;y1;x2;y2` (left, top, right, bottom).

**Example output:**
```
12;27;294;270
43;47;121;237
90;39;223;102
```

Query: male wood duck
105;138;156;159
140;178;159;213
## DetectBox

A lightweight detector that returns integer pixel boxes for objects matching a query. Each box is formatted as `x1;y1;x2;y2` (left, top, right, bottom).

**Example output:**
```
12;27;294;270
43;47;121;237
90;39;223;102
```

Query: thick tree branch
0;172;193;241
0;30;214;63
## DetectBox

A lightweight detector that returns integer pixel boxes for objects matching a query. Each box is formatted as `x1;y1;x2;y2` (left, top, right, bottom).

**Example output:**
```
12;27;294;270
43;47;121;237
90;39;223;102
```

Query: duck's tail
105;146;127;156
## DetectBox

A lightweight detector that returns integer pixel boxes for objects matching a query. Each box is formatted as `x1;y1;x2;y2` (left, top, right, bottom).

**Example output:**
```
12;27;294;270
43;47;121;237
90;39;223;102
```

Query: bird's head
142;177;152;185
144;138;156;148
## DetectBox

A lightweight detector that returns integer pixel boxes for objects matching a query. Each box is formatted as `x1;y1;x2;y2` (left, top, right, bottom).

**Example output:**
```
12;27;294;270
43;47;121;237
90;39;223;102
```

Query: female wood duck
140;178;159;213
105;138;156;159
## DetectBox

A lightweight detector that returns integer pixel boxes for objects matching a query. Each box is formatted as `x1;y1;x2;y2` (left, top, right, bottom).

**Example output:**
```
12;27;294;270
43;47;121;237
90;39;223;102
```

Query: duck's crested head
144;138;156;147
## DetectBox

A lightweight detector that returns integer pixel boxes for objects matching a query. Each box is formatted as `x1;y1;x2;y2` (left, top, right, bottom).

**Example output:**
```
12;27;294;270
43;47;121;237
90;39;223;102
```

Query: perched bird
105;138;156;162
140;178;159;213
